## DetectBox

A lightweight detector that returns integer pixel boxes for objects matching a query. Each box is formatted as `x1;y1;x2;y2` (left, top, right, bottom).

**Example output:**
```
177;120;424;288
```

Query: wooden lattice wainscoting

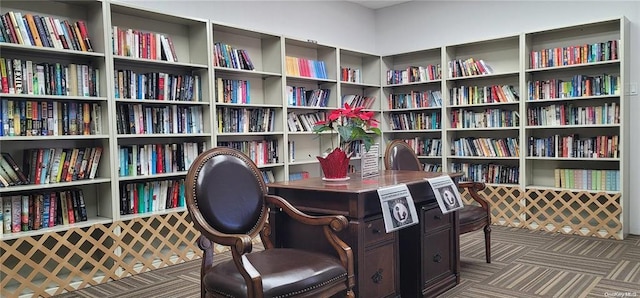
0;211;202;298
0;224;119;297
524;188;622;239
460;184;525;228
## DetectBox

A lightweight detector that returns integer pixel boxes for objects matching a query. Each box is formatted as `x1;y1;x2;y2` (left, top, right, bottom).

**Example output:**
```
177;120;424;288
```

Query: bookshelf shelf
118;171;188;181
0;178;111;194
0;216;113;241
115;98;209;105
0;42;107;58
213;67;281;78
113;55;208;69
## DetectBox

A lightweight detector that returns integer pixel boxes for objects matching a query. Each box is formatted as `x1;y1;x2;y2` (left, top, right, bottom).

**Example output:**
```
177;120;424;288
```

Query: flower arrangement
312;103;381;179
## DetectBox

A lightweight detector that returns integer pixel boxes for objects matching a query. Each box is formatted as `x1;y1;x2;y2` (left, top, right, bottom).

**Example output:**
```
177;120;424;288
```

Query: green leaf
337;126;352;142
370;127;382;135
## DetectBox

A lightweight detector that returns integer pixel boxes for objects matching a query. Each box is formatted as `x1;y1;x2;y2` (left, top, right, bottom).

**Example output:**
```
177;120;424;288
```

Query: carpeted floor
55;226;640;298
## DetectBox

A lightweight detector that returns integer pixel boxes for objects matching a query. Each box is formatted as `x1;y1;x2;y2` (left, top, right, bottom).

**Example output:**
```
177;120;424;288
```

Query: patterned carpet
56;226;640;298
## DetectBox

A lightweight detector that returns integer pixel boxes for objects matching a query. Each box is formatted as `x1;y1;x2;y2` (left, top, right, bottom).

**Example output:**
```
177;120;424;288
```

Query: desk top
267;170;462;194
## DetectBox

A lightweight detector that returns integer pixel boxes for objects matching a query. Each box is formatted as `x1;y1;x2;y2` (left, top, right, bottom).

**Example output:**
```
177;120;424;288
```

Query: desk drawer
364;218;394;246
421;228;454;285
421;205;451;232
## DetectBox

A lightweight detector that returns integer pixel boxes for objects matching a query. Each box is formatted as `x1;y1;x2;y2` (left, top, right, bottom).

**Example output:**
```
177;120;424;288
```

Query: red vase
317;148;350;179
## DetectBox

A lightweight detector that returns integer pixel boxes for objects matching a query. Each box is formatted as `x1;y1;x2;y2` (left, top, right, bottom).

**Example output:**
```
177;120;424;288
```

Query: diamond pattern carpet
55;226;640;298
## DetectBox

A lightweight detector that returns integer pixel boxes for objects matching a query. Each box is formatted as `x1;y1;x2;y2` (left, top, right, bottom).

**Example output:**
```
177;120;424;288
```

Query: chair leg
484;225;491;263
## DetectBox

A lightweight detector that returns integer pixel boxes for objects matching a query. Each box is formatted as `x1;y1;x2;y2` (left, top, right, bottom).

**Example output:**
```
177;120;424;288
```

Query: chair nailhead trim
211;273;347;298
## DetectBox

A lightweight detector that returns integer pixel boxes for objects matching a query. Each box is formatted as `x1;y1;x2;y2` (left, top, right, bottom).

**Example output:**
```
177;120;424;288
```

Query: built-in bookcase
0;0;113;240
211;23;285;182
0;2;630;296
284;38;338;179
108;1;212;220
523;18;629;237
381;47;443;170
338;49;382;167
443;35;521;186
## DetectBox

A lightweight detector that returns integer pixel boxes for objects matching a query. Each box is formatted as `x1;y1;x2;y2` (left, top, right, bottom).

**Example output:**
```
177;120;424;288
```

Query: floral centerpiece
313;103;381;179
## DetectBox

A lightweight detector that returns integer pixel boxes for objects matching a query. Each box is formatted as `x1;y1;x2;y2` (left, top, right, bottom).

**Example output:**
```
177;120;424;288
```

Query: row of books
387;90;442;109
1;11;93;52
115;70;202;101
452;163;519;184
526;103;619;127
451;137;520;158
1;189;88;234
118;142;204;177
400;138;442;157
449;85;519;106
216;107;276;133
450;109;520;129
386;65;441;85
286;87;331;107
0;147;102;187
287;111;326;133
341;67;361;83
216;78;250;104
423;163;442;172
448;58;493;78
527;74;620;100
342;94;376;110
285;56;328;79
388;111;441;131
261;169;275;184
528;135;619;159
213;42;254;70
218;140;279;166
115;104;204;135
530;40;619;69
1;100;102;137
289;171;310;181
119;179;185;215
112;27;178;62
0;59;99;97
554;169;619;191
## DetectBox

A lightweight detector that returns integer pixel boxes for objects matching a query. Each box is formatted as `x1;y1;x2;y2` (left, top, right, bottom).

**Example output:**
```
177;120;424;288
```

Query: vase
317;148;350;179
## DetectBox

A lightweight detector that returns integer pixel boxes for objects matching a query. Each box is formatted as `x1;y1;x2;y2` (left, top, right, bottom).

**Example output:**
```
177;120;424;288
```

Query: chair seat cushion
459;204;488;226
204;248;347;298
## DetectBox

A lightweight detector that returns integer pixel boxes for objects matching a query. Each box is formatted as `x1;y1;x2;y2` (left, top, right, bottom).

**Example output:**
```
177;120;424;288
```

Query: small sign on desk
377;184;419;233
426;175;464;214
361;143;379;179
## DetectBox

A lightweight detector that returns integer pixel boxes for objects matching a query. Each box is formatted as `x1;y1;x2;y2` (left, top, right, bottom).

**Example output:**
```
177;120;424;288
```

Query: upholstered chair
186;147;356;297
383;140;491;263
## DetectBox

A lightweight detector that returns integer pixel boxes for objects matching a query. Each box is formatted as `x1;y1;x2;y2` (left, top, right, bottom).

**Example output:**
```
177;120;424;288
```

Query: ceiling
347;0;413;10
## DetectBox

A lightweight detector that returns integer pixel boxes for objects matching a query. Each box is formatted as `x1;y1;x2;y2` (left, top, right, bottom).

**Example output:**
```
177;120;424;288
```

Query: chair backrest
384;140;422;171
185;147;267;243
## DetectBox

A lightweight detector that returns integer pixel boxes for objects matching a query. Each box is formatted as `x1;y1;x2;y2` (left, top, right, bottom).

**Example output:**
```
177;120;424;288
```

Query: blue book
42;193;50;228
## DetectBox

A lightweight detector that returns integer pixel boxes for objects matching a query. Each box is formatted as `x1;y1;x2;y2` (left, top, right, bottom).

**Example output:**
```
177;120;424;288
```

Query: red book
34;149;43;184
76;21;93;52
66;191;75;224
156;144;163;173
49;192;56;227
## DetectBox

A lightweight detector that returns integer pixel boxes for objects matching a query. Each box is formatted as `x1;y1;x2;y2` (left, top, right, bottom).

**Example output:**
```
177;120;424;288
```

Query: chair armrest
265;195;348;232
265;194;355;285
458;181;489;211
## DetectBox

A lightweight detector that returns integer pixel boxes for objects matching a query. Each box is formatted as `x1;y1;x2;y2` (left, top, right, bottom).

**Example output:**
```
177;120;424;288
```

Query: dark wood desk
267;170;462;298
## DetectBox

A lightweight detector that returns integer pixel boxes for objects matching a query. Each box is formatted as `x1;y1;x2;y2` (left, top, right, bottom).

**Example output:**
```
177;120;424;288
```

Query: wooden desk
267;170;461;298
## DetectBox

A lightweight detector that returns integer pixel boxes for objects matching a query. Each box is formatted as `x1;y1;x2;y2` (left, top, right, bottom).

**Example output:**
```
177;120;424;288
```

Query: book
3;197;11;233
11;195;21;232
88;147;102;179
76;190;87;221
0;153;22;185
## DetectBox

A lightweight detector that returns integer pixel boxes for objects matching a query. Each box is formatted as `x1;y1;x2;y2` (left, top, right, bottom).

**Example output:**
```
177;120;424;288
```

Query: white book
88;147;102;179
3;197;12;233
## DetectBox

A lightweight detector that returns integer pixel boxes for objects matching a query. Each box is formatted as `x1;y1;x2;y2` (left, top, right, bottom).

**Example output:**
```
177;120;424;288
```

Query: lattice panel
460;185;524;228
524;189;622;239
0;224;120;298
113;211;201;277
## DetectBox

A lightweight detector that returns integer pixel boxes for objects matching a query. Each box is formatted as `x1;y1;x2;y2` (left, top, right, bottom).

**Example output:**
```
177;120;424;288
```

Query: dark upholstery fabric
459;205;487;225
388;145;421;171
204;249;347;298
195;154;263;234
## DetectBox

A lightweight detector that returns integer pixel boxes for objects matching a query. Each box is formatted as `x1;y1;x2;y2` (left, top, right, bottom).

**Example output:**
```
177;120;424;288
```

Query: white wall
375;1;640;235
118;0;378;53
119;0;639;235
